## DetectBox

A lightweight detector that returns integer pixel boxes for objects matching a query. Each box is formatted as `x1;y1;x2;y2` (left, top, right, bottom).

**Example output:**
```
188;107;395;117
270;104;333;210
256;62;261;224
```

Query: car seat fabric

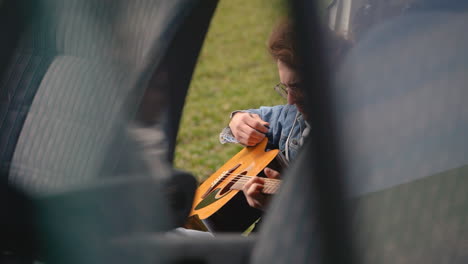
335;12;468;263
335;12;468;196
2;0;192;194
0;0;198;262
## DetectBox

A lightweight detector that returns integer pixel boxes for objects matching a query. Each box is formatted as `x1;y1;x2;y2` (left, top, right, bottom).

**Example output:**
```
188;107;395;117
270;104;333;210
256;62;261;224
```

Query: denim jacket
220;104;308;161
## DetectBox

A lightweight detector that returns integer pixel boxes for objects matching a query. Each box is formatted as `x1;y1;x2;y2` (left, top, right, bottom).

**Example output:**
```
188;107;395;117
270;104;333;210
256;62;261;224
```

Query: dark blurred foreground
1;0;468;263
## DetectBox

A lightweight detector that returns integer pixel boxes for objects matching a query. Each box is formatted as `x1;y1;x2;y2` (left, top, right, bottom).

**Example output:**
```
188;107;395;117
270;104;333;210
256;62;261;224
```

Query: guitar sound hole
219;171;247;195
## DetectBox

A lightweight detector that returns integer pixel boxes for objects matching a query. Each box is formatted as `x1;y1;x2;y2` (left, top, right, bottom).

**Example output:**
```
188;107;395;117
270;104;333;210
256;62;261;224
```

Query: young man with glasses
219;21;308;210
219;21;350;210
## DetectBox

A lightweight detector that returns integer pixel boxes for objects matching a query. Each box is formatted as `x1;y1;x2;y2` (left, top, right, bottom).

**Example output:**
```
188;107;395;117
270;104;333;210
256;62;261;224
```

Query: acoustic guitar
189;138;285;232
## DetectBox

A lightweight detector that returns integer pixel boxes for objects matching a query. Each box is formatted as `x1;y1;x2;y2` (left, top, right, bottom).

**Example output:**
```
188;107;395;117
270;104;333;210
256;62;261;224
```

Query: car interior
0;0;467;263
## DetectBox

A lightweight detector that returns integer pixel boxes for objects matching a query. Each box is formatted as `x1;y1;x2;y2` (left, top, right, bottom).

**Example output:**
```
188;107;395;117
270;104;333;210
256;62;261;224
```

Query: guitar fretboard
230;176;281;194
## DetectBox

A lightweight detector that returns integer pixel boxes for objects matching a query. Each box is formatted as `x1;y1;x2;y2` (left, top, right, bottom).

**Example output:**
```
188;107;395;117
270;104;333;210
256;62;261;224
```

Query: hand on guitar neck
242;167;280;210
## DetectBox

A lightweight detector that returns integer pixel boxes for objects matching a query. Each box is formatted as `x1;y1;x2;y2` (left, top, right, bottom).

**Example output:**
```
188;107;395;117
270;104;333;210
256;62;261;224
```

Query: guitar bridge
201;163;241;199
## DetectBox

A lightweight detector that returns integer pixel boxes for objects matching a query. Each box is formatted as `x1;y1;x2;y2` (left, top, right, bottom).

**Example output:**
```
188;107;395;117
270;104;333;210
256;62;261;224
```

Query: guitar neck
230;176;281;194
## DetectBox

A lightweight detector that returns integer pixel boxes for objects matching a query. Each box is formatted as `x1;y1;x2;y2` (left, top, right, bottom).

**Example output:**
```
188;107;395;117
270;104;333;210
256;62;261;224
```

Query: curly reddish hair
268;19;352;70
268;20;298;70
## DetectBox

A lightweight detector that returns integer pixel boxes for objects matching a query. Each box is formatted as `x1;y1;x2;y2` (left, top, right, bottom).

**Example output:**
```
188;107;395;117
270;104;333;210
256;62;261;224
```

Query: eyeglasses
274;83;289;99
274;83;303;99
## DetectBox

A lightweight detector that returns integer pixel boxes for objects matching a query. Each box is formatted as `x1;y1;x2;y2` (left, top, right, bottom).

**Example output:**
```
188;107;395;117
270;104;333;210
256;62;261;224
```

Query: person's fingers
242;177;267;209
229;113;268;146
264;167;281;179
242;177;264;192
246;131;266;146
237;129;266;146
236;114;268;136
246;183;265;208
246;183;264;196
231;112;268;133
246;113;269;134
242;177;253;193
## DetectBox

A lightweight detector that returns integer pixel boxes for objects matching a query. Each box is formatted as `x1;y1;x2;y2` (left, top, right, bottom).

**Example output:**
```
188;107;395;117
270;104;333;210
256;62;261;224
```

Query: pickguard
194;188;232;210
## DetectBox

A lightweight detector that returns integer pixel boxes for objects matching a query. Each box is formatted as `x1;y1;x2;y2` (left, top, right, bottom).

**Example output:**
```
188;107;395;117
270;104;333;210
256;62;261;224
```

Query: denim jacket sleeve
219;105;299;151
246;105;298;150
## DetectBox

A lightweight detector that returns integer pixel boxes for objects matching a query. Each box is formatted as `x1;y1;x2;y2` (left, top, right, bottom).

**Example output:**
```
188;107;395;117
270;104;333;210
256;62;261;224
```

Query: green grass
174;0;286;182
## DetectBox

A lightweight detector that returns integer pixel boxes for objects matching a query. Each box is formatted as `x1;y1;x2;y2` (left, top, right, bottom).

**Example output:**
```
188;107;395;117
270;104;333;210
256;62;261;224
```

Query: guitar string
220;174;281;186
216;173;281;187
230;183;279;191
211;179;279;190
227;180;280;187
224;179;280;187
230;183;279;193
225;178;280;189
229;178;280;185
221;172;282;182
210;172;281;193
219;175;280;192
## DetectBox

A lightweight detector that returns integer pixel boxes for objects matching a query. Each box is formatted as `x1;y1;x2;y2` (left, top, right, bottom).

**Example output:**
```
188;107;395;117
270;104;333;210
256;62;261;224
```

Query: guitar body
189;138;279;231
